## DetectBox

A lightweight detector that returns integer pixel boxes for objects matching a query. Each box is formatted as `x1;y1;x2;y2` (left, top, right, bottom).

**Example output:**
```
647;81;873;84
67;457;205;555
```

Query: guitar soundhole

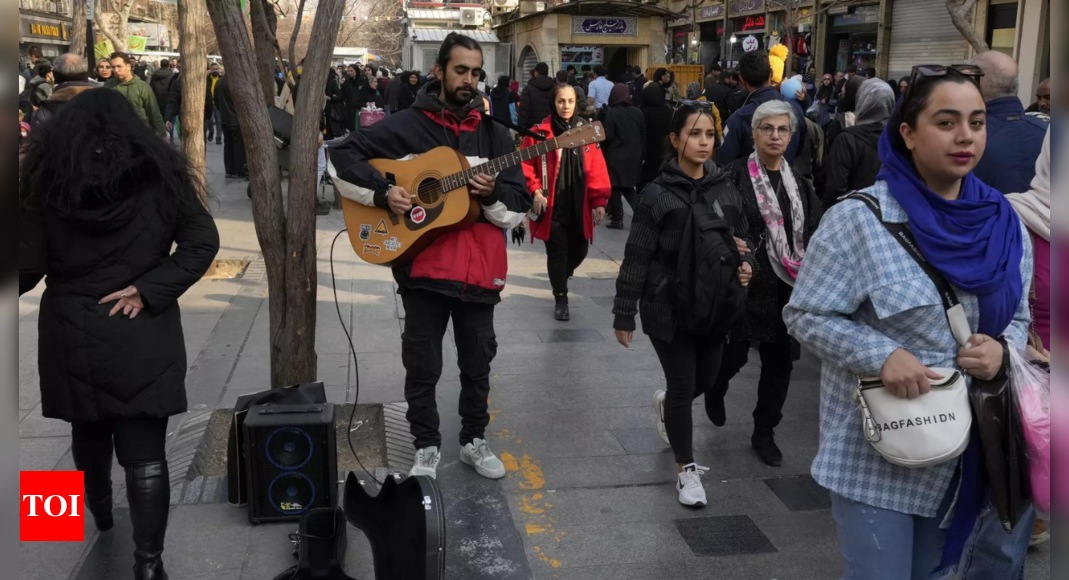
416;178;444;206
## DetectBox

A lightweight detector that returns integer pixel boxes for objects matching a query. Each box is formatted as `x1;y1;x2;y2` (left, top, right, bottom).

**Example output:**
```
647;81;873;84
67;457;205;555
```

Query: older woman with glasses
784;64;1032;580
715;100;822;467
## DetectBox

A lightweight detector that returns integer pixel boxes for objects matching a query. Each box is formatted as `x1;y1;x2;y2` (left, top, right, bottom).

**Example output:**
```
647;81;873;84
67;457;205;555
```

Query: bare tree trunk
70;0;87;59
279;0;346;388
947;0;990;54
97;1;134;53
249;0;280;106
179;1;209;203
205;0;291;388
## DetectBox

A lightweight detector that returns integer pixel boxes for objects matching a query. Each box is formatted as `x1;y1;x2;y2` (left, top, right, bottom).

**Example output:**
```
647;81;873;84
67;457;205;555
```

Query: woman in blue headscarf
783;65;1033;580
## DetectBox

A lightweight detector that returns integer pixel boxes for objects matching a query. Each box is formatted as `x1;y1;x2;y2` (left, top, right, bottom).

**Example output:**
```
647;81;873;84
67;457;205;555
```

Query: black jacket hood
413;80;486;116
659;158;727;191
527;75;557;92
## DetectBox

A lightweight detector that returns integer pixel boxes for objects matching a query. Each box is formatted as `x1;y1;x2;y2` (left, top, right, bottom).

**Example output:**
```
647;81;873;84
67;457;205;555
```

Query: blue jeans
958;503;1035;580
830;489;956;580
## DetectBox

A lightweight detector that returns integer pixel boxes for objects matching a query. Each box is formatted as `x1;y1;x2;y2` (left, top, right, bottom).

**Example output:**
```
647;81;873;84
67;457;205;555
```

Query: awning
411;29;500;43
407;9;460;21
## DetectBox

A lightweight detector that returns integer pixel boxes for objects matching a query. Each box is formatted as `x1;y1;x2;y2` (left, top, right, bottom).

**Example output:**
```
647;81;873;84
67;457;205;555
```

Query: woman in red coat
522;84;612;321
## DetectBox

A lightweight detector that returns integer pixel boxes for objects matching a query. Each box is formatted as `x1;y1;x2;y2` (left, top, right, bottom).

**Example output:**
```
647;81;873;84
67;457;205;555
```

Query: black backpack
667;188;747;337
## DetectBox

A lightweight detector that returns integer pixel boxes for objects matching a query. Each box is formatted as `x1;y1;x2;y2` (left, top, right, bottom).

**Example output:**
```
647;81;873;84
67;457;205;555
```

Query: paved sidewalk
19;144;1051;579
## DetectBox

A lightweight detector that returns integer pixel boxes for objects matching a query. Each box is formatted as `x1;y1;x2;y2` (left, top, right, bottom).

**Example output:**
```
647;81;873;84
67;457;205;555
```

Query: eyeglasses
903;64;984;106
757;125;792;138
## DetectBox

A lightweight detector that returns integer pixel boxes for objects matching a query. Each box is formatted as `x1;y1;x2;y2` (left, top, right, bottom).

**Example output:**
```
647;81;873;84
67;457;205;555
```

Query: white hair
751;100;797;132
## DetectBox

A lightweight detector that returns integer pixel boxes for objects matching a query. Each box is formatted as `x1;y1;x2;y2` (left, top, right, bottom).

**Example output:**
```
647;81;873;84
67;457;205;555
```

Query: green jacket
112;77;166;135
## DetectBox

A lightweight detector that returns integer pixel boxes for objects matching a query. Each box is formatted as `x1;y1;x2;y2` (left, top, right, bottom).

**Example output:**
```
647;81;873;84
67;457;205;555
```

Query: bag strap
842;191;973;347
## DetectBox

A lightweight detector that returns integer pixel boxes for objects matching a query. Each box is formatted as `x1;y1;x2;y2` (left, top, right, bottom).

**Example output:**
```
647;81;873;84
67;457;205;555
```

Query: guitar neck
441;139;561;192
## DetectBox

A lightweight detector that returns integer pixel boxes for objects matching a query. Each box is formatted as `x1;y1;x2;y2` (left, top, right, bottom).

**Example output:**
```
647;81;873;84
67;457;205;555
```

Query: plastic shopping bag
360;106;386;129
806;101;830;127
1009;347;1050;519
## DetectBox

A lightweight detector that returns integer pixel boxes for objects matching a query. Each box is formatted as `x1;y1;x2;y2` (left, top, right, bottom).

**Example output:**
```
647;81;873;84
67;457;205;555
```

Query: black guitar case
343;472;446;580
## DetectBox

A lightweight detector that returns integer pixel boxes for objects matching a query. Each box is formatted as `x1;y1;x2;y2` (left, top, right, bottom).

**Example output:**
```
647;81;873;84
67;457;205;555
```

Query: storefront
667;16;693;65
496;2;673;85
697;3;726;68
19;10;73;59
726;0;767;68
823;2;880;75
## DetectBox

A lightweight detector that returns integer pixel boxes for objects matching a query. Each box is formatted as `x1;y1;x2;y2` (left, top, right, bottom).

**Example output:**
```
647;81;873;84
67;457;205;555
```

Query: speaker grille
268;471;317;517
266;427;315;470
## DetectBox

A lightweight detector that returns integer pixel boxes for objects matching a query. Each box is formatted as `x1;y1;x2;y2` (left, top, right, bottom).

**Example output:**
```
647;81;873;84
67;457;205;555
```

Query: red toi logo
20;471;85;542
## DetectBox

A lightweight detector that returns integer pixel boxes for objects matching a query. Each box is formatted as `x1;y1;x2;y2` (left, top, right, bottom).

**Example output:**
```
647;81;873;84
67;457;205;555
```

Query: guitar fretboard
441;139;561;192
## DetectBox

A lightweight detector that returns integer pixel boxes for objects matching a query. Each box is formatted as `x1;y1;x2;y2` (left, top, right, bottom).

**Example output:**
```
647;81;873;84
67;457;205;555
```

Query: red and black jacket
328;81;531;304
521;116;612;243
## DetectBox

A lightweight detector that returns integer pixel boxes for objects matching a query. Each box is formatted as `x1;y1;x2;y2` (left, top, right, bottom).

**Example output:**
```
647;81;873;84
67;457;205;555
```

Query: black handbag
970;341;1032;532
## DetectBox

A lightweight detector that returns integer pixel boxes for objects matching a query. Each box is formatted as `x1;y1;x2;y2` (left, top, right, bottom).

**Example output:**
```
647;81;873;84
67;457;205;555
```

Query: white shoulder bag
847;193;974;469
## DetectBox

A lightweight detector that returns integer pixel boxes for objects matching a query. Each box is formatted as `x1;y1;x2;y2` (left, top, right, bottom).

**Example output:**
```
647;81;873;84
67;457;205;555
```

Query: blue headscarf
876;121;1024;337
876;113;1025;575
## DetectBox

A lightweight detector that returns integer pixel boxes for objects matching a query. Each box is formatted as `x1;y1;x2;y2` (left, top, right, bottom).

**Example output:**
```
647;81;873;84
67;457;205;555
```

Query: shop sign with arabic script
572;17;638;37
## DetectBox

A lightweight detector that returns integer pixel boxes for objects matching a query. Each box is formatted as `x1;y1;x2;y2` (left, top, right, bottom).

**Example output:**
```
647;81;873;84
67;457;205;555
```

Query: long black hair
20;88;203;223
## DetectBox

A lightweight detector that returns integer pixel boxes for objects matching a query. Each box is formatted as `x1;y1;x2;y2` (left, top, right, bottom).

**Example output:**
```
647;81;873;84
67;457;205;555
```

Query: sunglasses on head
903;64;984;104
680;100;713;109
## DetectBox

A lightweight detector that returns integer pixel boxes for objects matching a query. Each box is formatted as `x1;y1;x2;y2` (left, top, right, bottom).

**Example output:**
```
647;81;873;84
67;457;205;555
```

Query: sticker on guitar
411;206;427;225
384;237;403;252
359;224;372;241
362;244;382;257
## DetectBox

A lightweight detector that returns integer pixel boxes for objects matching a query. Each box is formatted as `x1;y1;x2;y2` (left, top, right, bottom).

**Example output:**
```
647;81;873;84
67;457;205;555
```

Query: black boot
127;462;171;580
752;428;783;467
554;294;570;322
606;220;625;231
71;437;115;532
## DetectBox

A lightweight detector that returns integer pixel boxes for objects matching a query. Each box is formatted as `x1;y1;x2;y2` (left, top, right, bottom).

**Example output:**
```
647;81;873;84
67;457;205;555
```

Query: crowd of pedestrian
17;31;1054;580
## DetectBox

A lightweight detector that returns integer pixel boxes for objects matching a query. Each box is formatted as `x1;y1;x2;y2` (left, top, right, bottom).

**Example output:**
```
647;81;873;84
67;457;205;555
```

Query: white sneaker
460;438;507;480
677;464;709;508
653;390;670;445
409;447;441;479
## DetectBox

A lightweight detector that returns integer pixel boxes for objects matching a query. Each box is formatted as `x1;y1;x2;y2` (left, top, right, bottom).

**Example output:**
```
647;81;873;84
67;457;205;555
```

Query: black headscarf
550;107;586;226
839;75;866;113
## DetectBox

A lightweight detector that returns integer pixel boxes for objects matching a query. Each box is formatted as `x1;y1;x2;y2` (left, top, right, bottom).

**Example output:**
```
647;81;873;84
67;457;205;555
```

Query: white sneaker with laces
460;438;507;480
677;464;709;508
653;390;670;445
409;447;441;479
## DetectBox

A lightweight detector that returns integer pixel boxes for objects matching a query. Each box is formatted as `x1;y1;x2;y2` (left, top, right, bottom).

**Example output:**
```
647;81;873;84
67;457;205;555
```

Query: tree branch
946;0;989;54
288;0;309;67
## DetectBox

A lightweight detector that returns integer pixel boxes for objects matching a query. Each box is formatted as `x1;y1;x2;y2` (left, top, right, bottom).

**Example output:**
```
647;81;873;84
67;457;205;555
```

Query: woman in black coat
600;83;646;229
341;64;367;132
324;67;347;139
714;100;822;468
639;82;672;192
19;90;220;580
396;71;421;113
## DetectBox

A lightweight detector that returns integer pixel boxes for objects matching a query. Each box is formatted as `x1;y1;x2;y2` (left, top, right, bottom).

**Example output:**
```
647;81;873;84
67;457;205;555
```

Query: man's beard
444;85;474;109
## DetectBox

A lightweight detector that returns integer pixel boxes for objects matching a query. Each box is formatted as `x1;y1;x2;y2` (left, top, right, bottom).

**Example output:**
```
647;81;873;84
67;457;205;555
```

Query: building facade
493;0;1048;103
403;2;504;77
19;0;74;60
495;0;678;87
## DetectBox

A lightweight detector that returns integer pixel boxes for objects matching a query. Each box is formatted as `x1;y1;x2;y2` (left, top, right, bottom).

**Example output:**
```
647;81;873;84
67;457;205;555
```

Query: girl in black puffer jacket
612;102;755;509
19;89;219;580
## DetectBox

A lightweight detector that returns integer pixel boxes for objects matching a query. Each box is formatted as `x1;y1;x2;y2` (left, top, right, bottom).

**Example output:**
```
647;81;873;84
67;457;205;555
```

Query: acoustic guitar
341;121;606;267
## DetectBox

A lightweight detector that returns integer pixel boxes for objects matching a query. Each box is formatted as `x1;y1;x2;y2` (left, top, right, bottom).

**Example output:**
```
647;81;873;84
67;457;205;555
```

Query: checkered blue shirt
784;181;1033;517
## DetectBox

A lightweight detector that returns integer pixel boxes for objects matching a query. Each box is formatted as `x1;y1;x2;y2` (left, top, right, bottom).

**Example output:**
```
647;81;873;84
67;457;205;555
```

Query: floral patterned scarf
747;152;807;285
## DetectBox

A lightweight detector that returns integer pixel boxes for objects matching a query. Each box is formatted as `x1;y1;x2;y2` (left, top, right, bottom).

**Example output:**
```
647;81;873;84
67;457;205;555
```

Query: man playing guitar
329;34;531;481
